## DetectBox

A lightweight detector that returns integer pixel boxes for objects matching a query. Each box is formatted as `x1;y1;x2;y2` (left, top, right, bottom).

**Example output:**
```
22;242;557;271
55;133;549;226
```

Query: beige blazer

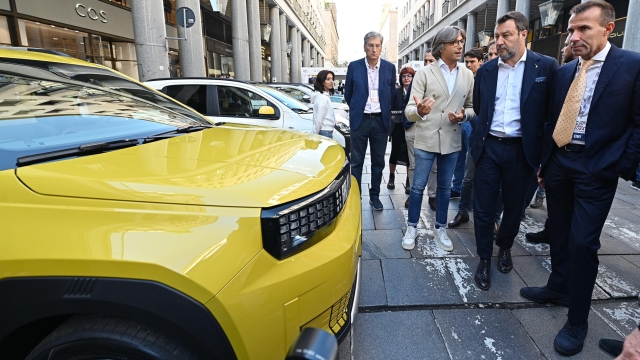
405;62;475;155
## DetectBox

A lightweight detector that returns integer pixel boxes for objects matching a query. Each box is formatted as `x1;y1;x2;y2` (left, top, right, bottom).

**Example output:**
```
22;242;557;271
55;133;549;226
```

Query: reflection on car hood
16;125;345;208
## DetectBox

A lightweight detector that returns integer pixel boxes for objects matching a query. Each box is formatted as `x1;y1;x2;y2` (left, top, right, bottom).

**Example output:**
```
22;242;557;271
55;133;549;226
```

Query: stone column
231;0;251;80
297;30;303;81
131;0;170;81
497;0;509;20
246;0;262;81
623;0;640;51
302;38;310;67
280;13;288;82
269;6;281;82
457;19;466;30
289;26;300;83
465;13;477;52
176;0;205;77
515;0;530;21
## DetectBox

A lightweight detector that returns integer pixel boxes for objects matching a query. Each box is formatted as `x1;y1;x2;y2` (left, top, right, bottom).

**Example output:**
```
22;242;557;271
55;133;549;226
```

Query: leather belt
487;134;522;144
364;112;382;117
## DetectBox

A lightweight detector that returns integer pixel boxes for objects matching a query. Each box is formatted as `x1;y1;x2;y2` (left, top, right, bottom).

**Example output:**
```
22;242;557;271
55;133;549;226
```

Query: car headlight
261;159;351;260
335;122;350;134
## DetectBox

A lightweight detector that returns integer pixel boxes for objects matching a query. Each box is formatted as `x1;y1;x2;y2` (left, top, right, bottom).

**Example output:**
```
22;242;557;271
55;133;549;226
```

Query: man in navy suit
471;11;558;291
344;31;397;210
520;1;640;356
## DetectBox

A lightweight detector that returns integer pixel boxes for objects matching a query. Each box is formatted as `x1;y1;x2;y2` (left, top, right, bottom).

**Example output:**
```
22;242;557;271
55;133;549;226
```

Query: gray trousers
405;125;437;198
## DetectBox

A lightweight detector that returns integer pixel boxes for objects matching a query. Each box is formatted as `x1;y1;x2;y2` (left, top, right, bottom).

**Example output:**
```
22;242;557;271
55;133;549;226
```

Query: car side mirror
259;106;276;115
302;95;311;103
285;328;337;360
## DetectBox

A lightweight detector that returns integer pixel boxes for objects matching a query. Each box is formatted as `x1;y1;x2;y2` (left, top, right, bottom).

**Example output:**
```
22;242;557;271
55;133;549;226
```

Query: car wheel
26;316;200;360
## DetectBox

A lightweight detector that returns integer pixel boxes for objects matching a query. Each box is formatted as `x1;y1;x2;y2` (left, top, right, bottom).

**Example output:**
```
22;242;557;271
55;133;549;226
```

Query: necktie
552;59;595;147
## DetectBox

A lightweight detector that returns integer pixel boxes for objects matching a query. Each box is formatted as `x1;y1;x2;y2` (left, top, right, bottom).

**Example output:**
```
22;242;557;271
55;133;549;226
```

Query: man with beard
470;11;558;291
521;0;640;355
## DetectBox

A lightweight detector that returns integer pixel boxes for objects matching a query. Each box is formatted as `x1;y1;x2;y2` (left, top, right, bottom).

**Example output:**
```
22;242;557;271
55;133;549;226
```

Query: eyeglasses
401;74;413;79
447;39;465;47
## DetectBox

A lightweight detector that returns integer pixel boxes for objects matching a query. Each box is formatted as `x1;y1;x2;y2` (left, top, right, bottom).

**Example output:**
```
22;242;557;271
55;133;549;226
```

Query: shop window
112;42;138;79
0;16;10;45
164;85;208;115
164;0;177;26
107;0;131;8
217;86;271;118
18;19;89;60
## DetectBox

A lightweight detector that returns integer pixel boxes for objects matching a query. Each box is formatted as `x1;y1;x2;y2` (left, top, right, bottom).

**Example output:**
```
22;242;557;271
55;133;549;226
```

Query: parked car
145;78;350;154
0;49;362;360
268;83;350;119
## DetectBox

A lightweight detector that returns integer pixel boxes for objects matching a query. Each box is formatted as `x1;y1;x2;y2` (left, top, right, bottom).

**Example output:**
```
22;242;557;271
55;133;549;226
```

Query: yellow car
0;50;361;360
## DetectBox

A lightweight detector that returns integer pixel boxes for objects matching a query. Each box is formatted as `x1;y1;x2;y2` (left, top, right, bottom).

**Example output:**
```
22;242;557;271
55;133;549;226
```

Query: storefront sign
75;4;107;23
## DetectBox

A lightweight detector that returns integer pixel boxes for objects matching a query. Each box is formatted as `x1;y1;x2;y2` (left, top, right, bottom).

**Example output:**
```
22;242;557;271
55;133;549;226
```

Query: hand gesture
413;95;435;117
448;108;465;123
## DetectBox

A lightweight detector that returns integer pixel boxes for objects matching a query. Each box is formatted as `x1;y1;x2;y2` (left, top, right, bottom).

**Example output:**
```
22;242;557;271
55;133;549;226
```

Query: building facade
379;1;398;67
397;0;636;67
323;1;338;67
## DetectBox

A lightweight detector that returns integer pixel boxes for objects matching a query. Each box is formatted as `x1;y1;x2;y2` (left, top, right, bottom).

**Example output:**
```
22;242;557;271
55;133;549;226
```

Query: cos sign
75;4;107;23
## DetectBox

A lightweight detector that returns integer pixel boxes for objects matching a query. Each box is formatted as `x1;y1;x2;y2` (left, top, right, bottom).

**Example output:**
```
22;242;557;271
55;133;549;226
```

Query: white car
268;83;350;120
144;78;350;153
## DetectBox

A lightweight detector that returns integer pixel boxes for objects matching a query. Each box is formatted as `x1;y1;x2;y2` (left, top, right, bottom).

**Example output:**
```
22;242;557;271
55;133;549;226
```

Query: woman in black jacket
387;66;414;190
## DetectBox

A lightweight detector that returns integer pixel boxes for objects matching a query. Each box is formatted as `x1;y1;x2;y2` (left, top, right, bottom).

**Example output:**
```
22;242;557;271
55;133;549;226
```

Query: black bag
391;110;404;124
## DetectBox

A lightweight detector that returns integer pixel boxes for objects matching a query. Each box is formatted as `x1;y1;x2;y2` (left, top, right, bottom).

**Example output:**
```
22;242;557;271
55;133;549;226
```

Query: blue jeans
407;149;458;228
319;130;333;139
350;114;388;198
451;122;472;193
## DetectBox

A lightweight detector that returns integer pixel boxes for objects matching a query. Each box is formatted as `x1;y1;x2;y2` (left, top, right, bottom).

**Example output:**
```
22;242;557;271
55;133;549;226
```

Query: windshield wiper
143;124;215;142
16;139;141;167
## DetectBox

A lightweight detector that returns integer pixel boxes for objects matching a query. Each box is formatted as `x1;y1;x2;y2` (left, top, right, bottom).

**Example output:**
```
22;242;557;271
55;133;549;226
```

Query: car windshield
257;85;311;112
0;69;209;171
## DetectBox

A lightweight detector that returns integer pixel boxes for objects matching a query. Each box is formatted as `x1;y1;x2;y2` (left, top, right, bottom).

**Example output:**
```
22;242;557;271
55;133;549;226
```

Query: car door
212;85;284;128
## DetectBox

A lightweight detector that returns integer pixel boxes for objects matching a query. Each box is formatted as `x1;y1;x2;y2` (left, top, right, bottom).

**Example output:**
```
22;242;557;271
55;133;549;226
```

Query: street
339;143;640;360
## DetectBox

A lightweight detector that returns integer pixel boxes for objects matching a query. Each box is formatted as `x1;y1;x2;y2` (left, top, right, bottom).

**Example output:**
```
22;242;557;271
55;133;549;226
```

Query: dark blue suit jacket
472;50;559;168
344;58;396;132
540;45;640;181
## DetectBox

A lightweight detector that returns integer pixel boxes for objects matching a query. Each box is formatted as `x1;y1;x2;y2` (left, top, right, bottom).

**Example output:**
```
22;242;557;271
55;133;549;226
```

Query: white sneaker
434;226;453;252
402;226;417;250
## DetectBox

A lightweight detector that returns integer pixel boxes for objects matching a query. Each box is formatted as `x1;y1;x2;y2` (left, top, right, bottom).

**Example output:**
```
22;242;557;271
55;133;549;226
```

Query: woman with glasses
387;66;415;191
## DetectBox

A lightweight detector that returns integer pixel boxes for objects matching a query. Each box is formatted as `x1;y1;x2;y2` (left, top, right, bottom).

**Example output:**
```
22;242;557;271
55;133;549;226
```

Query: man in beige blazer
402;26;475;252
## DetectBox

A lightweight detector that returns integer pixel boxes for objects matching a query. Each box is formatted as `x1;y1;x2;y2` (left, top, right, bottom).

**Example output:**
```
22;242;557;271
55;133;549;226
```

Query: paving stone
512;307;622;360
360;173;371;184
406;212;473;258
514;256;609;300
360;260;387;307
621;255;640;269
599;233;640;255
381;258;462;306
515;216;551;256
361;195;394;211
596;255;640;298
362;210;375;230
603;209;640;252
372;209;405;230
362;229;410;260
433;309;544;360
338;329;351;360
615;193;640;207
445;257;529;304
445;209;474;229
451;227;529;258
610;197;637;209
352;311;449;360
591;301;640;336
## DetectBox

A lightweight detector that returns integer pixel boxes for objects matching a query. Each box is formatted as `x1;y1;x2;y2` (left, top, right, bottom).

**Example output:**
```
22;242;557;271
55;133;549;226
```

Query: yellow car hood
16;126;345;208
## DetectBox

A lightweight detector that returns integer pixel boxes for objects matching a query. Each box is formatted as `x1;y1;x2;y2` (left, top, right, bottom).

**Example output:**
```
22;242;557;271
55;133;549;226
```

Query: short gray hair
431;26;466;59
364;31;384;46
424;48;433;56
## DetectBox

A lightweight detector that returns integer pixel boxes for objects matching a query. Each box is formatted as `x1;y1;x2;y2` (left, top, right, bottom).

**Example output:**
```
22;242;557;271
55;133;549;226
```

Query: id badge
370;89;379;103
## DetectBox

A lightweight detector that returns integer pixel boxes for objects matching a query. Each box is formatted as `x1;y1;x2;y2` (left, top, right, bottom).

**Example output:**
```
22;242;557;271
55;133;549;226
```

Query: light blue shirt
437;58;458;95
490;51;527;137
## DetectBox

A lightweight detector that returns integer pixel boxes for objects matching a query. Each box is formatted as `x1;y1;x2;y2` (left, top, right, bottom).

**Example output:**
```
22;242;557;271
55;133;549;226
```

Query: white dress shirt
364;58;381;113
570;41;611;145
490;50;527;138
437;58;458;95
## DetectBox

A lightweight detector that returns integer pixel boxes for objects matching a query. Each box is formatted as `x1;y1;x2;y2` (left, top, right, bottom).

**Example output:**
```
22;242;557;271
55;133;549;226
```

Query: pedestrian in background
471;11;558;291
311;70;336;139
344;31;396;210
402;26;475;252
521;1;640;355
387;66;414;191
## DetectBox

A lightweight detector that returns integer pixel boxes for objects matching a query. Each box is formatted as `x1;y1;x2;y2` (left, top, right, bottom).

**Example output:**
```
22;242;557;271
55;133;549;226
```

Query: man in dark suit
520;1;640;356
344;31;397;210
471;11;558;291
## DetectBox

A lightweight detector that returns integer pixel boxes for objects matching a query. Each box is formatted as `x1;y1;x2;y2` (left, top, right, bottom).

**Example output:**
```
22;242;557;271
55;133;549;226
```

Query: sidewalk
339;145;640;360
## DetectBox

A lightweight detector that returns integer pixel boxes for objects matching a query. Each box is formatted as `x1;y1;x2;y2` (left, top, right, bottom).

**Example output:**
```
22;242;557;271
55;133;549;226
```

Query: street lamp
539;0;564;27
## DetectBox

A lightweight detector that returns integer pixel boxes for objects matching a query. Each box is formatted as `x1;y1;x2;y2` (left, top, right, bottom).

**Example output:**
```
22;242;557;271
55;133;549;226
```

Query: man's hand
448;108;465;123
616;327;640;360
413;95;435;117
537;168;545;189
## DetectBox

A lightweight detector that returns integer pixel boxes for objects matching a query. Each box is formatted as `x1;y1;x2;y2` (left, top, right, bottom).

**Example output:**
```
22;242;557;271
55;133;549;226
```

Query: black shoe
387;174;395;189
530;196;545;208
525;228;549;244
599;338;624;357
554;321;588;356
474;259;491;290
428;197;436;211
369;198;383;211
497;248;512;273
520;286;569;307
404;197;409;208
405;178;410;195
448;212;469;228
450;190;460;199
631;181;640;192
